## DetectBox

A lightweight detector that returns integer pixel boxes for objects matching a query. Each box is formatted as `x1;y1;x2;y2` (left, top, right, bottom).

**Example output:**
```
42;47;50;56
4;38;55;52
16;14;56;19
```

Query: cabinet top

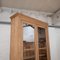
10;13;20;19
10;13;48;27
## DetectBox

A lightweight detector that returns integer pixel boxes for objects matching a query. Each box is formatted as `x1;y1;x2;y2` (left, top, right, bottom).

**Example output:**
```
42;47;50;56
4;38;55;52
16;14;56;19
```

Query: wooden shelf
24;48;46;59
39;54;46;56
24;56;35;59
24;48;34;51
24;47;46;51
39;47;46;50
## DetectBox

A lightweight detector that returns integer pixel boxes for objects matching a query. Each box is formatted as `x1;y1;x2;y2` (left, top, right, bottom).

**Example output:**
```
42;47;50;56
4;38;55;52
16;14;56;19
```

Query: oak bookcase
10;13;50;60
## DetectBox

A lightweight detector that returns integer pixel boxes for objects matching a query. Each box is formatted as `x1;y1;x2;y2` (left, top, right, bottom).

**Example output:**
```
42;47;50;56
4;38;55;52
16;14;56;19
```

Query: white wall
52;10;60;26
55;28;60;60
0;7;52;25
0;24;10;60
48;27;60;60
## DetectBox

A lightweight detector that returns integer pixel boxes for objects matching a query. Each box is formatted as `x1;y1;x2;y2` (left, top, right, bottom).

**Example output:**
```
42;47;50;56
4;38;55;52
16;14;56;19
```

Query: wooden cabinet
10;13;50;60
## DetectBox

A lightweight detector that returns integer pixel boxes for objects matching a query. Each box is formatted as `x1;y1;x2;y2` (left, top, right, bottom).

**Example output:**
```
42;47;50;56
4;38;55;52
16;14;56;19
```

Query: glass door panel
23;23;35;60
38;27;47;60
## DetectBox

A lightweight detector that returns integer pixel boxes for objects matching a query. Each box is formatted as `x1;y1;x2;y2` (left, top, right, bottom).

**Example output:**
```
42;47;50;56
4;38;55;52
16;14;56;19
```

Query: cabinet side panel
45;26;51;60
10;16;23;60
10;18;15;60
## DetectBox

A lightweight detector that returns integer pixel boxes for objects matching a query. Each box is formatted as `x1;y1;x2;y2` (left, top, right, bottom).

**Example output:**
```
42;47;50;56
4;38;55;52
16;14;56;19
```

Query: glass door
23;23;35;60
38;27;47;60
